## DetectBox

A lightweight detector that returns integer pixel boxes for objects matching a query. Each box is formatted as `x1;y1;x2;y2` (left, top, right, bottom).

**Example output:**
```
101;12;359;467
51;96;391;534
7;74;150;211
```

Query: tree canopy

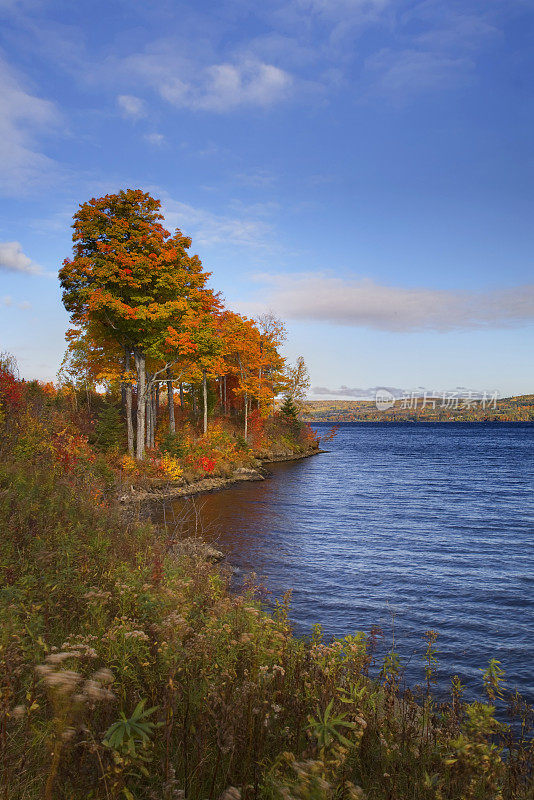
59;188;309;459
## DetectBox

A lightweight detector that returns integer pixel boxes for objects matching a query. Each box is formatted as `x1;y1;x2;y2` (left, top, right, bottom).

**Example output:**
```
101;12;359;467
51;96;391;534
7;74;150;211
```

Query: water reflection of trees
153;463;297;557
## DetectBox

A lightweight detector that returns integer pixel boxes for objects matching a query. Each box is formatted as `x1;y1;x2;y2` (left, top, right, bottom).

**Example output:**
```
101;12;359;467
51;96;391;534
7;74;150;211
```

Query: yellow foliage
161;454;183;481
120;454;138;474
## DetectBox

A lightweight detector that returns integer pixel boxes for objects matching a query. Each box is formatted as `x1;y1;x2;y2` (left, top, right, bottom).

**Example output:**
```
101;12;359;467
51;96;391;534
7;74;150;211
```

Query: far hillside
301;394;534;422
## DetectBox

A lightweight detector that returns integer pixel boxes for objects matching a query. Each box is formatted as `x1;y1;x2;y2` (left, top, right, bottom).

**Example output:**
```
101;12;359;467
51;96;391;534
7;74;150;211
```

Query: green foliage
307;699;357;749
280;395;299;420
92;403;123;452
235;433;251;451
159;430;184;457
103;700;159;756
302;395;534;423
424;629;439;694
481;658;506;701
379;648;401;685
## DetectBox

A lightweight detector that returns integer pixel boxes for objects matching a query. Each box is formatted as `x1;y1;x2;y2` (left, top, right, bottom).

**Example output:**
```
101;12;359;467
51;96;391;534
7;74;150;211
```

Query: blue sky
0;0;533;397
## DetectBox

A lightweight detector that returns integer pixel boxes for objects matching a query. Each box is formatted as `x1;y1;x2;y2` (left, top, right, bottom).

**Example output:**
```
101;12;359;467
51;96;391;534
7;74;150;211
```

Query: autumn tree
57;322;126;417
219;311;263;440
286;356;310;407
190;311;225;435
59;189;216;459
256;313;287;412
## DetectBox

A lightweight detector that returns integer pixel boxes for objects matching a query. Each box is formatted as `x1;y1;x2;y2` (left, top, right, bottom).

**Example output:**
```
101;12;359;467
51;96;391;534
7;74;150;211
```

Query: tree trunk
126;382;134;456
167;369;175;434
244;391;248;440
145;376;153;451
224;375;227;414
124;347;134;457
202;370;208;435
179;382;184;409
146;379;157;450
135;351;146;460
152;384;157;448
121;360;127;412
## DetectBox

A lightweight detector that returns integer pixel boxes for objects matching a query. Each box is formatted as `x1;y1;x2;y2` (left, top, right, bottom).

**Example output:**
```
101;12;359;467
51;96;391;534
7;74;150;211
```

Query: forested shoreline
53;188;319;488
302;396;534;423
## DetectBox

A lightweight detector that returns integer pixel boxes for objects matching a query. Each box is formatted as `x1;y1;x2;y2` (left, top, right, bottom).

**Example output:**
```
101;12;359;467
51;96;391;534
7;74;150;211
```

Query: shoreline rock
170;538;225;563
118;447;323;504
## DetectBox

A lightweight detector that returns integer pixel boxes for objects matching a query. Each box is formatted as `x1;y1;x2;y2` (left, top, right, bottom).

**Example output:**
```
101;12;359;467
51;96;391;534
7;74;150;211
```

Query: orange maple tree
59;189;217;459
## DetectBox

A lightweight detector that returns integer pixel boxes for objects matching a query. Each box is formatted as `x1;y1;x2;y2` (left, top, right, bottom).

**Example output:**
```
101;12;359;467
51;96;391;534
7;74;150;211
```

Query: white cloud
120;45;293;112
312;384;405;398
0;241;42;274
159;193;273;249
2;294;31;310
361;3;503;100
249;273;534;332
261;0;503;101
410;4;499;51
234;168;276;187
144;132;165;146
200;61;291;110
366;48;472;98
311;384;498;398
117;94;147;119
0;57;59;195
293;0;389;18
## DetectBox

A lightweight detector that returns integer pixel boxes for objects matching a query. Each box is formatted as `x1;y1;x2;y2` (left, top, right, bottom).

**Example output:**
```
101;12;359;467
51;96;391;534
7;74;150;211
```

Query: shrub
120;454;138;474
161;453;183;481
159;430;184;457
198;455;216;473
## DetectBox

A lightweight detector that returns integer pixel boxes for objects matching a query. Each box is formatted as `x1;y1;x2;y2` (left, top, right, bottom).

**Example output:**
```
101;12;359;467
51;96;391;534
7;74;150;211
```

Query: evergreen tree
93;404;122;451
280;395;299;420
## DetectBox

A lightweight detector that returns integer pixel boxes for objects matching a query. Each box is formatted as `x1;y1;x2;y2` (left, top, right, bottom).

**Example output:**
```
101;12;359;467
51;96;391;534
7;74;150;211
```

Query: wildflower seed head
219;788;241;800
92;668;114;685
44;669;81;695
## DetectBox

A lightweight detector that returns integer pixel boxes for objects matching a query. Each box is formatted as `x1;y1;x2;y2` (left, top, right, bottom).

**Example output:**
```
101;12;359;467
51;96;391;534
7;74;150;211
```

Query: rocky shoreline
118;446;324;505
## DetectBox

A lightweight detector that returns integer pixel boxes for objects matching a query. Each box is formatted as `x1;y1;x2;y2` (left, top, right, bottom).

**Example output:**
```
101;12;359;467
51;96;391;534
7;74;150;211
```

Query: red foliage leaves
303;422;320;447
0;366;24;410
248;409;265;447
318;424;339;444
51;430;95;473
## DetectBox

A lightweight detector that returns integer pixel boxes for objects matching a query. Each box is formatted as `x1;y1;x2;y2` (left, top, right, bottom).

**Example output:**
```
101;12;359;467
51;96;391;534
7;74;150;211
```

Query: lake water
160;423;534;701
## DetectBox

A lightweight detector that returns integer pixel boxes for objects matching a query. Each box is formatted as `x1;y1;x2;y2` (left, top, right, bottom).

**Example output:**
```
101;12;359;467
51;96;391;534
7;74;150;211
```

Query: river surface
158;423;534;700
